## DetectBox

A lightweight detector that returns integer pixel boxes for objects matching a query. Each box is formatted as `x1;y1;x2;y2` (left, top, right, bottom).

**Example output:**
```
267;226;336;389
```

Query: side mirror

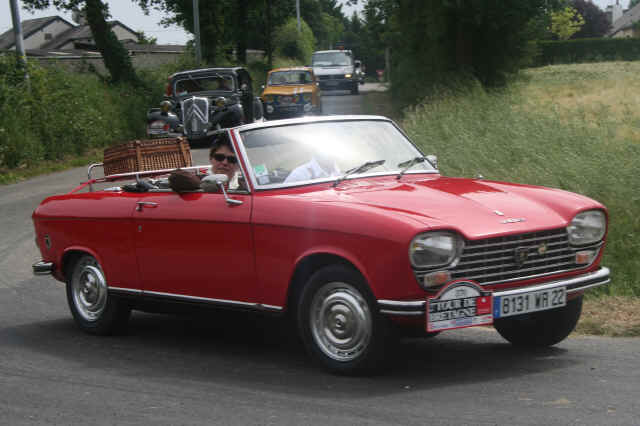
201;174;243;205
201;174;228;192
426;155;438;170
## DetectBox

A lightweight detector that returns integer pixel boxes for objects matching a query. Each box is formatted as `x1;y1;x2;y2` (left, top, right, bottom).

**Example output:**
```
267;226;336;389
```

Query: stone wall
31;51;185;75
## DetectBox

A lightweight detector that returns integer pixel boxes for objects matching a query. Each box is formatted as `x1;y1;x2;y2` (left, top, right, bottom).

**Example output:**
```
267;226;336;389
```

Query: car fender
58;245;104;282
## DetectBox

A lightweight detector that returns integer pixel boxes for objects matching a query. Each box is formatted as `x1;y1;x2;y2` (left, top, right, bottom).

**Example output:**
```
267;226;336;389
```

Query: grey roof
39;20;139;50
0;16;73;49
608;3;640;36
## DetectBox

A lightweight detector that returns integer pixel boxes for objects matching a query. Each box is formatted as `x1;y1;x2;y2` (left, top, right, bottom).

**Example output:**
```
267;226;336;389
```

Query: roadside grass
577;297;640;337
401;62;639;300
0;149;102;185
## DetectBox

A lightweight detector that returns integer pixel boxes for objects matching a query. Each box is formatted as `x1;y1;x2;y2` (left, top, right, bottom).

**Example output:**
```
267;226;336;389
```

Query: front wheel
494;295;583;347
297;265;391;374
66;255;131;335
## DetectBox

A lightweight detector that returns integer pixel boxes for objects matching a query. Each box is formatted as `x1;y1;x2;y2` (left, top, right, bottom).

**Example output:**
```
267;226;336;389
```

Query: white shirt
284;157;341;183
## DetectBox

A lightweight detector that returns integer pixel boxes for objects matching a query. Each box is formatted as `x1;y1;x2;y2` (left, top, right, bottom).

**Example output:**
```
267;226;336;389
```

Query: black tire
66;255;131;335
351;83;359;95
494;295;583;347
297;264;392;375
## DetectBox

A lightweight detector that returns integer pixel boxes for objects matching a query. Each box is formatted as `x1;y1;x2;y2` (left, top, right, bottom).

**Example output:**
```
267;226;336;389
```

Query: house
608;2;640;38
0;15;141;51
0;15;186;73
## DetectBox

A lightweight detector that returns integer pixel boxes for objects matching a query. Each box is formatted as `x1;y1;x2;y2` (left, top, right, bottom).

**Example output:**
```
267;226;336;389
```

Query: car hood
318;175;600;239
313;66;353;76
261;85;315;96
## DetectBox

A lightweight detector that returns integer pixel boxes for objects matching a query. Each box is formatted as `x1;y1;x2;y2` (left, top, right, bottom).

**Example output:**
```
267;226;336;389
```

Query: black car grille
414;228;600;286
318;75;344;80
182;97;209;136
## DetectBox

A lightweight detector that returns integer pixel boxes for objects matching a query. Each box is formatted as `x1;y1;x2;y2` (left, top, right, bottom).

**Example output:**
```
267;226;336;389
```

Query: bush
535;38;640;66
0;55;172;170
273;18;315;64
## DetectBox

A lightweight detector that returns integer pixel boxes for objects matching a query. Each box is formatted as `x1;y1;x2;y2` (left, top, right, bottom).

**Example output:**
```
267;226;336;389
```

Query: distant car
260;67;322;119
32;116;611;375
311;49;360;95
354;59;365;85
146;67;263;144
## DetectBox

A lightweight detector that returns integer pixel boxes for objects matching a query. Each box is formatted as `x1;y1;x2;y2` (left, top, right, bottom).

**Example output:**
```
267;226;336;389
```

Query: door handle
136;201;158;211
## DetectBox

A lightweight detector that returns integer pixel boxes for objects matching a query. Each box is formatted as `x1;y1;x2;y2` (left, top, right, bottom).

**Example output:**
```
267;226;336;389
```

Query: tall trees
23;0;140;85
361;0;563;103
570;0;611;38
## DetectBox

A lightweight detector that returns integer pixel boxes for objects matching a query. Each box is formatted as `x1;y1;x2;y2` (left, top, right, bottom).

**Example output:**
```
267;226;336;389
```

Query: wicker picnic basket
103;137;192;176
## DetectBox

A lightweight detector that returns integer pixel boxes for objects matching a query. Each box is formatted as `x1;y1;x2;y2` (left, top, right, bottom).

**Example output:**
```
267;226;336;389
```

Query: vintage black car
146;67;264;144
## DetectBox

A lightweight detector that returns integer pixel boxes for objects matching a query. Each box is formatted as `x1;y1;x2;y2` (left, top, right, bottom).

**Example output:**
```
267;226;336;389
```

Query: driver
208;135;247;190
217;77;233;91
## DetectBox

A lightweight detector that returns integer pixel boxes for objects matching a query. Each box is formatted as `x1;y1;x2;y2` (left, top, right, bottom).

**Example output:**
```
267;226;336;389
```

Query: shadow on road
1;301;573;397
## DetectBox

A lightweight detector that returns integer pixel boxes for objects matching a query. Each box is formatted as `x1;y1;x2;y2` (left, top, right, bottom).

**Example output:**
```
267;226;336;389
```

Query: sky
0;0;631;46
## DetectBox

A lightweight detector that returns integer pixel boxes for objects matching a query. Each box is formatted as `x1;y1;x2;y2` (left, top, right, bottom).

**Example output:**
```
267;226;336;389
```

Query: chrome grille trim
414;228;602;286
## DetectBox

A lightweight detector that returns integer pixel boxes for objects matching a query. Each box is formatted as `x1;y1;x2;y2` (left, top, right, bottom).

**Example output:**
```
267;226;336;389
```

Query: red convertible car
32;116;610;374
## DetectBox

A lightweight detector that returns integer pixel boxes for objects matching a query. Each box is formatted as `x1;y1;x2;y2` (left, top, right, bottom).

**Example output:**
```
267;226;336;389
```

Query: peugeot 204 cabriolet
32;116;610;374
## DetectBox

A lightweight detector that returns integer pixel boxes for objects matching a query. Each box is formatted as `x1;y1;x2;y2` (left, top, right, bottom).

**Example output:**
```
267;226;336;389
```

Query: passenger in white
284;154;341;183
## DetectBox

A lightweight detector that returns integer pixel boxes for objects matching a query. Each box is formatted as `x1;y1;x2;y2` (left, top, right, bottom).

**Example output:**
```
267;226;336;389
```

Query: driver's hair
209;134;233;158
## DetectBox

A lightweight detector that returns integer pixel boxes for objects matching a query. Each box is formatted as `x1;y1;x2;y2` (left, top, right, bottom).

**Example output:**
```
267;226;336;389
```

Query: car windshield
311;52;353;67
174;74;235;95
268;71;313;85
239;120;436;188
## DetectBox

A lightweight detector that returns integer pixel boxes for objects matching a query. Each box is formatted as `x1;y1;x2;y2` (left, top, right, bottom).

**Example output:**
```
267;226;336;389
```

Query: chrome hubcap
310;282;372;362
72;262;107;322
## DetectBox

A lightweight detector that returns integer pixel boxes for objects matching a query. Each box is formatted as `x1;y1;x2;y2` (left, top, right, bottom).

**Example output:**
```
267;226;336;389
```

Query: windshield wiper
333;160;385;187
396;156;425;180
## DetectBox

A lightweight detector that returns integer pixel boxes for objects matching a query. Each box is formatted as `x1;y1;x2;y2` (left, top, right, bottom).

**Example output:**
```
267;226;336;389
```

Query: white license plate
494;287;566;318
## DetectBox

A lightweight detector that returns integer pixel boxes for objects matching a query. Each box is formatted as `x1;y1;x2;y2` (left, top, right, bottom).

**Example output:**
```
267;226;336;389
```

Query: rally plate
426;281;493;332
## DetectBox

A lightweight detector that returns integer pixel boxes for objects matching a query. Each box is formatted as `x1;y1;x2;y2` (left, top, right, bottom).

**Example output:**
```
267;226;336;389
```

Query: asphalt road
1;84;639;425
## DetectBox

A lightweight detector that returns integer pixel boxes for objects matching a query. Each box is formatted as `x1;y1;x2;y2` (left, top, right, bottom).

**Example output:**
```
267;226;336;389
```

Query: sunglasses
212;153;238;164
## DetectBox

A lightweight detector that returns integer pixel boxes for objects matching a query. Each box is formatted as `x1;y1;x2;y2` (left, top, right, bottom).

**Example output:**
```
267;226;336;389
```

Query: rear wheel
297;265;391;374
66;255;131;335
494;295;583;347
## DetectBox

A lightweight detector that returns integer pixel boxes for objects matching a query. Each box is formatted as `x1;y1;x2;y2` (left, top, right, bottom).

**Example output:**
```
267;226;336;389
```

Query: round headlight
409;231;462;269
567;210;606;246
215;97;227;108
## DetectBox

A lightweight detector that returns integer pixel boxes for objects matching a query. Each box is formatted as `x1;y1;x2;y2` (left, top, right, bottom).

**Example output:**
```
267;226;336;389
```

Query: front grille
182;97;209;136
318;74;344;80
414;228;600;286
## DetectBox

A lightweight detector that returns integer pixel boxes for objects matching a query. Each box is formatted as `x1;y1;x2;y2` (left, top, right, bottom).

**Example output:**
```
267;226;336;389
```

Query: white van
311;49;361;95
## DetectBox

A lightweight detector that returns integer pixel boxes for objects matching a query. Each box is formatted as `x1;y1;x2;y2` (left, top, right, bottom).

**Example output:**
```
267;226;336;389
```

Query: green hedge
535;37;640;66
0;55;195;171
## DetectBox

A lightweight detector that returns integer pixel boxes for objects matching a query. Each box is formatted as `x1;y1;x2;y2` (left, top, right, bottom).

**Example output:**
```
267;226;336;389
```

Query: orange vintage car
260;67;322;119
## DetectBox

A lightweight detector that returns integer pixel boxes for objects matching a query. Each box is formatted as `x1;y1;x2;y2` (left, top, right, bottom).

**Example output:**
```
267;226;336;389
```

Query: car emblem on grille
537;242;548;255
514;247;529;268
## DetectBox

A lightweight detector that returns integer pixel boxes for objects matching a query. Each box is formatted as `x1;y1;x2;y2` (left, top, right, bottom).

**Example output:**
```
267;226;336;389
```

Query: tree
23;0;140;85
631;0;640;8
550;6;585;40
570;0;611;38
137;30;157;45
274;18;315;62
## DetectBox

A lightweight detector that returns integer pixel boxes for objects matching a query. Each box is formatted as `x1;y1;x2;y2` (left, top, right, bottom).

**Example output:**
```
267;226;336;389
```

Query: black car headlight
567;210;606;246
409;231;463;269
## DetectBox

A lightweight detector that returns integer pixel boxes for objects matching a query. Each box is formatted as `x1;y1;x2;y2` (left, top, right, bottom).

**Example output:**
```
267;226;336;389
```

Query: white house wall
24;20;74;50
111;25;139;43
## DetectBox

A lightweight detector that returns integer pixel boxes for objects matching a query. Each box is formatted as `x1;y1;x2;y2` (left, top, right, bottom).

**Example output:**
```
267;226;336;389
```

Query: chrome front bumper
378;267;610;316
32;261;54;276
